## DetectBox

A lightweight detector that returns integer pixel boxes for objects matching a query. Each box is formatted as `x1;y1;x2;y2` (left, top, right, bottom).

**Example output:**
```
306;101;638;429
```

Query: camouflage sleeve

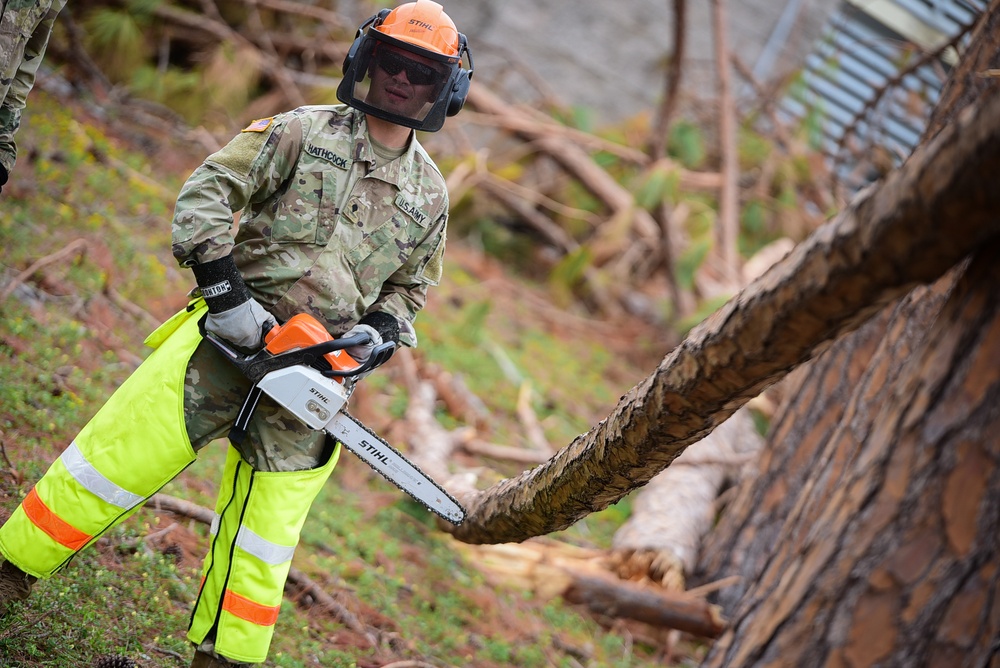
367;208;448;348
0;0;67;175
171;113;305;267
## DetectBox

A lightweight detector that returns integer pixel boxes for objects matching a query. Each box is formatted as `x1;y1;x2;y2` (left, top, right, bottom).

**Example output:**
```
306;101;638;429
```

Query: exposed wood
609;408;764;589
446;88;1000;545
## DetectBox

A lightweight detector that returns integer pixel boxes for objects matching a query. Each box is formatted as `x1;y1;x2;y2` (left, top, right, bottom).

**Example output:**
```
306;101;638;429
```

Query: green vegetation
0;91;677;666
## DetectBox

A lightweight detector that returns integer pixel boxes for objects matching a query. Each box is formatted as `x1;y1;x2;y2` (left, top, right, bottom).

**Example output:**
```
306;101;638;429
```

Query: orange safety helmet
374;0;461;58
338;1;473;132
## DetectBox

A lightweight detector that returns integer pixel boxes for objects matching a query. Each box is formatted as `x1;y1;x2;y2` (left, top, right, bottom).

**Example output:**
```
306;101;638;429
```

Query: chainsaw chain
337;411;466;525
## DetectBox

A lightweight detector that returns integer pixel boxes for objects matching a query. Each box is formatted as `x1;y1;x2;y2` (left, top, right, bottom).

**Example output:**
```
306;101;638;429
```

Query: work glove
342;323;382;365
0;165;7;195
190;254;276;351
205;298;276;351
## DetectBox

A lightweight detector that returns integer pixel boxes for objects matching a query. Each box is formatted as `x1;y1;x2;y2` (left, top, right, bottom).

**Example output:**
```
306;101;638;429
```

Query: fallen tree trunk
446;88;1000;545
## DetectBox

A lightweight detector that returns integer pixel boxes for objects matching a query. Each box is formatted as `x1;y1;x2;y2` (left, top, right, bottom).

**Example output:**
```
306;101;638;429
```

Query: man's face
366;45;447;119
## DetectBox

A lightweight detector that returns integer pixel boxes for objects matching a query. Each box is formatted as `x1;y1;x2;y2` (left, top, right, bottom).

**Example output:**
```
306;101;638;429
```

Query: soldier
0;0;67;194
0;2;472;666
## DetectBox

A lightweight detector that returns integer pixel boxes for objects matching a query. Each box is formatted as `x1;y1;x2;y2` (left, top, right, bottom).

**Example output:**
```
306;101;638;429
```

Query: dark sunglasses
376;50;444;86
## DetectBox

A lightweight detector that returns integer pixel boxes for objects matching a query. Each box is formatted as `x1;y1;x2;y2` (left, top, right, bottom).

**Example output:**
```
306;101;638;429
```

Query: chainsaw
202;313;466;525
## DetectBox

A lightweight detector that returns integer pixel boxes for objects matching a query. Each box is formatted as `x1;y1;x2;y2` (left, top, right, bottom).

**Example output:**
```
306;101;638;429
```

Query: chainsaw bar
327;411;466;525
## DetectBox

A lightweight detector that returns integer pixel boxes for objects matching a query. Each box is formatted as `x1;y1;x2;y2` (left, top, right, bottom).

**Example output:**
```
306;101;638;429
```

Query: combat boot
190;650;247;667
0;560;36;616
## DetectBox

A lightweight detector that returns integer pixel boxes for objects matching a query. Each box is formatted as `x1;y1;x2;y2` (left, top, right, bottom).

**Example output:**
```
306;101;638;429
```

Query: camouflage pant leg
183;339;328;472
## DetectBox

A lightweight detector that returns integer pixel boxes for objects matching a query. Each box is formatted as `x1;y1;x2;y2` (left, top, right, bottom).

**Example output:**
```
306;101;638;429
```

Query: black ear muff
342;9;389;74
446;34;474;117
447;70;471;117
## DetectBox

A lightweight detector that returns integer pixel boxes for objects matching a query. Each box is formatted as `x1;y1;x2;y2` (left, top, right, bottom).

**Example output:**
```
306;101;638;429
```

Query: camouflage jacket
171;105;449;348
0;0;66;176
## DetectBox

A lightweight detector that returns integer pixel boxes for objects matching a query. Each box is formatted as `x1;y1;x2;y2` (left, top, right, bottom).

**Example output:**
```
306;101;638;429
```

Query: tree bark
446;86;1000;545
693;275;958;612
700;237;1000;667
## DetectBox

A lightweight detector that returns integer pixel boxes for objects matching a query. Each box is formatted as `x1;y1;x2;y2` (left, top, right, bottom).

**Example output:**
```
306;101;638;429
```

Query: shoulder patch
394;193;429;227
242;117;273;133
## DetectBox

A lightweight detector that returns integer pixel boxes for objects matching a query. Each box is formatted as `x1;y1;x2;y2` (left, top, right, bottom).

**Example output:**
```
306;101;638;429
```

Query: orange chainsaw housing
263;313;358;381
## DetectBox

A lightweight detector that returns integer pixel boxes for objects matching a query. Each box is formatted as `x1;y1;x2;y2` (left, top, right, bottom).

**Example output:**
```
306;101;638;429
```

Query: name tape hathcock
306;143;349;169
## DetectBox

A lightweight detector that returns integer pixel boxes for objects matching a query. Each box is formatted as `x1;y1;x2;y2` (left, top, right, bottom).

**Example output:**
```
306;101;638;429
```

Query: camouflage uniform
0;0;66;177
172;104;449;471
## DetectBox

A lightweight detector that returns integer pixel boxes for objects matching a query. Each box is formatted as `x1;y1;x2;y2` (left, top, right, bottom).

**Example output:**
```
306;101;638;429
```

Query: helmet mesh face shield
339;29;462;132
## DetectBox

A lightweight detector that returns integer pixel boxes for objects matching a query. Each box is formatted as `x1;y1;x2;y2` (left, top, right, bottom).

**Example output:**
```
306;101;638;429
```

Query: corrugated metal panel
780;0;985;194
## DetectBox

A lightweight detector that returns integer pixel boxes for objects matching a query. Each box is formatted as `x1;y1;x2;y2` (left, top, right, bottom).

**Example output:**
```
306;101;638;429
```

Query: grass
0;88;682;667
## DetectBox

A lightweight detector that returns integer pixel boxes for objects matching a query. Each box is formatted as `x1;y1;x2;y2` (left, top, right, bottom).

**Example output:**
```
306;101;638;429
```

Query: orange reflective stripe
222;589;280;627
22;488;92;551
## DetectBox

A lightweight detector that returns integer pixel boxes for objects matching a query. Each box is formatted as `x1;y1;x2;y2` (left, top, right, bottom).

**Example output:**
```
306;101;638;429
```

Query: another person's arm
0;0;67;187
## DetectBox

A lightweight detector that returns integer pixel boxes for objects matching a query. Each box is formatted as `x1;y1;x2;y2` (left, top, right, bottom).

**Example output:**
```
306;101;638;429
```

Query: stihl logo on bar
360;439;389;464
308;386;330;404
202;280;232;298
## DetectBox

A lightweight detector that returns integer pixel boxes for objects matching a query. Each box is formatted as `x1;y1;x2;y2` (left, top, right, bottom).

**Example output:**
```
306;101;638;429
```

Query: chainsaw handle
203;327;394;384
319;340;396;378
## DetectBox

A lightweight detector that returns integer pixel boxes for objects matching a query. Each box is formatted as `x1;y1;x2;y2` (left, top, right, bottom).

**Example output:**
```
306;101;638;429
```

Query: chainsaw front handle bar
203;326;396;385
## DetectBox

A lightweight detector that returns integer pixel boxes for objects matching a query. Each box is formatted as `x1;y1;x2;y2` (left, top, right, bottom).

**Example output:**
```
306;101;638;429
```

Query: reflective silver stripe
235;526;295;565
61;441;144;510
210;513;221;537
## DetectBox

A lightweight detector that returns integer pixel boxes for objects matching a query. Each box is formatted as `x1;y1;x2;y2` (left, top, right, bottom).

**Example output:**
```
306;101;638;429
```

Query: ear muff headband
342;9;390;75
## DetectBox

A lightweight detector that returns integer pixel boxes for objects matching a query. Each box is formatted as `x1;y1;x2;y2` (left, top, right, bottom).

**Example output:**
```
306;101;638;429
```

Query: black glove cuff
190;255;251;314
359;311;401;345
0;165;8;187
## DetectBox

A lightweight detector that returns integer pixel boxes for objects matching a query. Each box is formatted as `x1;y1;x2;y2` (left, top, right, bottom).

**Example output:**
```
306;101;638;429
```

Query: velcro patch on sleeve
242;117;273;133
